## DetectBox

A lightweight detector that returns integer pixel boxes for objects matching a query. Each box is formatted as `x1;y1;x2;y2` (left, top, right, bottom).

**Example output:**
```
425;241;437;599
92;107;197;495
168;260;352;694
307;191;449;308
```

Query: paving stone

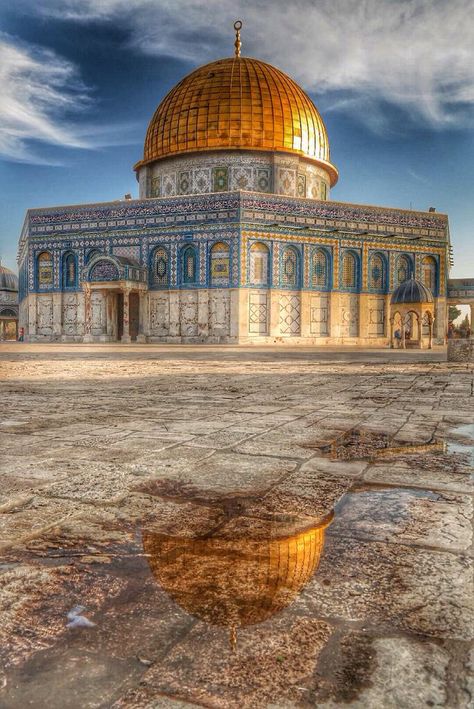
0;345;472;707
332;487;473;551
298;535;473;641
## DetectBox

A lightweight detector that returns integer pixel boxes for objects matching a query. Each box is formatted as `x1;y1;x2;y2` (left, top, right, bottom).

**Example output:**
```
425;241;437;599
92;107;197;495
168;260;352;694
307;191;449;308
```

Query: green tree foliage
448;305;461;322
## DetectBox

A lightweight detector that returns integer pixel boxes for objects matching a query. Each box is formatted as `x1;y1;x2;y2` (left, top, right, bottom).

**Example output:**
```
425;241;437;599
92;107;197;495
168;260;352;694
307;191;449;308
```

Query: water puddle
446;423;474;465
308;428;445;462
143;511;333;651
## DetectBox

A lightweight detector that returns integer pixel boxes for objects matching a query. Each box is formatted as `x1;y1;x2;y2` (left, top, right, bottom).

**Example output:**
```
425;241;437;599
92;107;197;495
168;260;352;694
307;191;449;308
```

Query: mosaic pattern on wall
89;260;120;281
210;242;230;286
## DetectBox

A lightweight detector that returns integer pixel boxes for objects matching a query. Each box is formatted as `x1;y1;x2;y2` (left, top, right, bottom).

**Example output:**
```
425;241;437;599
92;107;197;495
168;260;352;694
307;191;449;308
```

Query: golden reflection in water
143;512;333;649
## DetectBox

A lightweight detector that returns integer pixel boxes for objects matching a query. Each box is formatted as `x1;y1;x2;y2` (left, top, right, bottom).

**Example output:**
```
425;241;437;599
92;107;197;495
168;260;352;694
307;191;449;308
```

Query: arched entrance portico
82;255;147;343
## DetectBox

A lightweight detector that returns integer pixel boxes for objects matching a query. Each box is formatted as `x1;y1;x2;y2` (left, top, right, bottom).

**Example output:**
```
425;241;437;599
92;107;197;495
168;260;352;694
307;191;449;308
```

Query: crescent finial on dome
234;20;242;57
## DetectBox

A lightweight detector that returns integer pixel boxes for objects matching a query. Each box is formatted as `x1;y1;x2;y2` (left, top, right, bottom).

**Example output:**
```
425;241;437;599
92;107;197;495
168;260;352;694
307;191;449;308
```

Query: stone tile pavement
0;344;472;708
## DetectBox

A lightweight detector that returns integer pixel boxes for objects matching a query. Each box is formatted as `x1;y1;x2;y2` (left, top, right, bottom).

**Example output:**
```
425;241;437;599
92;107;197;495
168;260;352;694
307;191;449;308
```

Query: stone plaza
0;344;472;708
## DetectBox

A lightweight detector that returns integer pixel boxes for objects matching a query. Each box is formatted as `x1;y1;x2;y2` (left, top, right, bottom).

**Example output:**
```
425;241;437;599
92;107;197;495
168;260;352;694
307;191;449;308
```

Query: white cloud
0;33;140;164
0;34;92;163
34;0;474;129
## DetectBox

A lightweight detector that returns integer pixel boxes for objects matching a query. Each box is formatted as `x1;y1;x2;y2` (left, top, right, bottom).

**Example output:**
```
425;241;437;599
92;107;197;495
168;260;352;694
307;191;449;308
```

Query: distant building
17;24;451;346
0;261;19;340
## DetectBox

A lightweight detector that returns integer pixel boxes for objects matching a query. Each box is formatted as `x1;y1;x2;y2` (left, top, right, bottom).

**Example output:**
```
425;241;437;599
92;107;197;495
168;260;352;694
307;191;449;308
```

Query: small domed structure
390;276;435;350
0;261;19;340
391;275;434;305
0;262;19;292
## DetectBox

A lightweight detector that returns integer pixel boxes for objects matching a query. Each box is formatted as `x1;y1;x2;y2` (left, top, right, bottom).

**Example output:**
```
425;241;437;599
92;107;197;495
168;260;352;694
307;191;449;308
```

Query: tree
449;305;461;322
456;314;470;336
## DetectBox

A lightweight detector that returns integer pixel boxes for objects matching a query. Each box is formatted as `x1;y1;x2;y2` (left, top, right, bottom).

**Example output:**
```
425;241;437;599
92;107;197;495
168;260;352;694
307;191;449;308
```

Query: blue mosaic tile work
18;191;447;300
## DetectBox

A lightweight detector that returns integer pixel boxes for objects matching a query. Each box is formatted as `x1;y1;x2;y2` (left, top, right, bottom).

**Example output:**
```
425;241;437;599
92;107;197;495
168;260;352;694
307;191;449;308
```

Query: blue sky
0;0;473;277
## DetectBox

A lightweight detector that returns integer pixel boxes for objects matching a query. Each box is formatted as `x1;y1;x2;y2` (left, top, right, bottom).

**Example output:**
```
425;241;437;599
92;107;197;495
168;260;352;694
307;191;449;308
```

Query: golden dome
136;56;338;185
142;512;333;634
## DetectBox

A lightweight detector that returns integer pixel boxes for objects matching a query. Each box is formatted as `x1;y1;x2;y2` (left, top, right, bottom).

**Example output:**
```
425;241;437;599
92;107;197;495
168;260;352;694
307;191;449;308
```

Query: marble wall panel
179;291;199;337
368;297;385;337
36;295;54;336
310;294;329;336
209;290;230;336
249;290;269;335
340;294;359;337
279;293;301;335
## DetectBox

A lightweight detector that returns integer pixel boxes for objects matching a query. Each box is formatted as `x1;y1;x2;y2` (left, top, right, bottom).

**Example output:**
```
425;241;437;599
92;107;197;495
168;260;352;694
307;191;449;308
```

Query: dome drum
138;149;332;200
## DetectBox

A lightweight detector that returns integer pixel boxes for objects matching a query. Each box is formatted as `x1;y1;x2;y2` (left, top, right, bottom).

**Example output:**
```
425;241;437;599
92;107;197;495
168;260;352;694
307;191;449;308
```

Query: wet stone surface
0;344;473;708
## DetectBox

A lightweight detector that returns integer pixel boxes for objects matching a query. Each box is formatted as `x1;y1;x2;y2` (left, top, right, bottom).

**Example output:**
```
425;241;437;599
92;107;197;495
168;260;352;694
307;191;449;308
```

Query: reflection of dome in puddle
143;513;333;641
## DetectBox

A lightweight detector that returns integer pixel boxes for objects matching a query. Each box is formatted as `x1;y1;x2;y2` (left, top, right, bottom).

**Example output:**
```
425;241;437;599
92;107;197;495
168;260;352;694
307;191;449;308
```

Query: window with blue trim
312;249;329;288
249;242;269;286
281;247;299;288
182;245;197;285
37;251;53;289
341;252;357;289
422;256;436;293
62;253;77;289
396;255;411;285
152;247;169;287
369;254;385;291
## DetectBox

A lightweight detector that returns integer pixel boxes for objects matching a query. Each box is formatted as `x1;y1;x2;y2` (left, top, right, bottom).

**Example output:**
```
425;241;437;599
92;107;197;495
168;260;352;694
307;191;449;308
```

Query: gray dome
391;276;433;305
0;263;19;292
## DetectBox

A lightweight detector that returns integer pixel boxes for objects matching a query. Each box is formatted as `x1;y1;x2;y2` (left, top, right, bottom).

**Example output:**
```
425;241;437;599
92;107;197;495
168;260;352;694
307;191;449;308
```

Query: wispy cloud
0;33;140;165
0;34;92;164
34;0;474;130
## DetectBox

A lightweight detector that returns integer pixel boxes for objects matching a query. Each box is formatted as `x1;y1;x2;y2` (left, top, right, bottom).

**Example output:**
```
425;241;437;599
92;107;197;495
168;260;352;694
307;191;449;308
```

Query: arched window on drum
311;249;329;289
341;251;358;289
181;245;198;285
37;251;53;289
369;253;386;292
396;255;411;285
421;256;437;293
249;242;269;286
281;246;300;288
62;252;77;289
210;242;230;286
152;247;169;287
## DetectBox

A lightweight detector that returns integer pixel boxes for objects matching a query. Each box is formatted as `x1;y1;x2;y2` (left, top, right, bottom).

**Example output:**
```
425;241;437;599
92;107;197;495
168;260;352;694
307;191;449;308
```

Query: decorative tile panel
279;294;301;335
249;290;268;335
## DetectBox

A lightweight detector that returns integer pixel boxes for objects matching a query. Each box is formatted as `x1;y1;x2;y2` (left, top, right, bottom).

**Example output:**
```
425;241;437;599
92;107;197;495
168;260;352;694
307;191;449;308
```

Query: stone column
229;289;240;341
197;289;209;340
428;315;433;349
105;292;116;340
0;321;5;341
137;290;147;343
470;304;474;339
121;287;131;343
269;289;280;338
28;295;37;338
83;284;93;342
169;291;180;338
52;293;62;340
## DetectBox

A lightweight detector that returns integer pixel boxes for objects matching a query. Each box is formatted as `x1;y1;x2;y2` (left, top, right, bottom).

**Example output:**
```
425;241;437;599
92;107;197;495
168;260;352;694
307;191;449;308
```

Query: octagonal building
17;24;449;345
